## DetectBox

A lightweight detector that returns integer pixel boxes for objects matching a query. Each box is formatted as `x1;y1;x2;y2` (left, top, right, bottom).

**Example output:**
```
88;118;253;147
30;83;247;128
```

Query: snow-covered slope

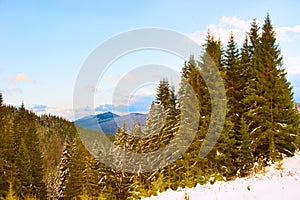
144;154;300;200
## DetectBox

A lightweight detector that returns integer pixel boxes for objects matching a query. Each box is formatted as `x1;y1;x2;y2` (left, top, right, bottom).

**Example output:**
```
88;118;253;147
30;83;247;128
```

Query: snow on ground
143;154;300;200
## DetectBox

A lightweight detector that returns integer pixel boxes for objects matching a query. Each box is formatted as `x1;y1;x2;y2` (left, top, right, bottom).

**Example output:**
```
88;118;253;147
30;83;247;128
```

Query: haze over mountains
75;112;148;134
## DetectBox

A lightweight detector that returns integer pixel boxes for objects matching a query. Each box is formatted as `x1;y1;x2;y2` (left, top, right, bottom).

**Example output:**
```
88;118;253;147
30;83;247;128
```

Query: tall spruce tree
236;116;253;177
144;102;165;139
156;79;172;110
15;138;32;197
249;19;260;58
6;105;46;198
64;136;99;199
239;35;252;112
223;32;256;177
0;93;9;196
57;137;73;199
198;33;224;160
23;111;46;198
246;14;299;162
224;32;240;119
155;80;179;149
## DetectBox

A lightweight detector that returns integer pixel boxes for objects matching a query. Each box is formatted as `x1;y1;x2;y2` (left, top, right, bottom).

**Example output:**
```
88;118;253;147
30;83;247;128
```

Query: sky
0;0;300;120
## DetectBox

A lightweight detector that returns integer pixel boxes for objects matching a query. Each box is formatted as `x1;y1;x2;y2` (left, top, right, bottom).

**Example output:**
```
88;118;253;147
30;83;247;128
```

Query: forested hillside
0;95;77;199
0;14;299;199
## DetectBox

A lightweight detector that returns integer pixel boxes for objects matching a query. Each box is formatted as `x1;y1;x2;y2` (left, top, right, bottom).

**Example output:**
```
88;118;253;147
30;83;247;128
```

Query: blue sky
0;0;300;120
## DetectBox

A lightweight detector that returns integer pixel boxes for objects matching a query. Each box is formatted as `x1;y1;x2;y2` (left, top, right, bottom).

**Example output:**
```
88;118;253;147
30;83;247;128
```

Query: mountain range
75;112;148;134
75;103;300;135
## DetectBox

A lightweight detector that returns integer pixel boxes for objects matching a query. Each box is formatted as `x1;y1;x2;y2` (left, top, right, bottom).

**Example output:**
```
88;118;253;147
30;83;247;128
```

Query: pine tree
181;55;209;157
128;174;148;199
248;19;260;58
215;116;236;178
161;85;179;147
144;101;165;140
14;139;32;198
150;171;165;196
0;93;9;196
8;105;29;197
224;32;240;121
155;79;178;143
205;34;224;76
82;153;99;197
156;79;173;111
239;35;252;114
246;14;300;162
0;96;77;198
175;72;200;186
64;137;84;198
222;32;254;177
57;138;73;199
23;112;46;198
97;165;117;199
8;106;47;198
64;137;99;199
236;116;253;177
260;13;299;160
198;32;226;160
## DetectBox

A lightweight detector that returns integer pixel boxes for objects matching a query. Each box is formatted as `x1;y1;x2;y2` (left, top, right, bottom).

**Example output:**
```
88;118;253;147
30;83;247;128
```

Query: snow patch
143;153;300;200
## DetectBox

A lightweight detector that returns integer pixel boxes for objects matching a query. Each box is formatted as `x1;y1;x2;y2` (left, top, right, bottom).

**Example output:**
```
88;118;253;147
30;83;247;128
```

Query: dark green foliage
15;139;32;197
243;15;300;163
9;105;47;198
57;137;73;199
0;93;76;199
0;14;299;199
64;136;99;199
57;15;299;199
0;93;9;196
224;32;240;120
249;19;260;57
215;116;237;178
236;116;254;177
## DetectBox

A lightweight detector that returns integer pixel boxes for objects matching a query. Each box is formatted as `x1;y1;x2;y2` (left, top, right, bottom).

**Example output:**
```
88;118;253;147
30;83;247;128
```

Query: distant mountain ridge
75;112;148;134
75;103;300;135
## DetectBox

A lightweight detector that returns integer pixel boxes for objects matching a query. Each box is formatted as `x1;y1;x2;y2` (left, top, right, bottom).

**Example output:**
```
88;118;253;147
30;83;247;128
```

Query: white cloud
10;73;34;84
187;15;300;46
284;56;300;75
51;108;76;121
187;16;255;46
32;106;76;121
221;16;252;31
275;25;300;42
276;25;300;34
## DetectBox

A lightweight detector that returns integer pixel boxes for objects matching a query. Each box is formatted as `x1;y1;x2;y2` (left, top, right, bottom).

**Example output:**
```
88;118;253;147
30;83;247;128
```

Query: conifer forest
0;14;299;199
